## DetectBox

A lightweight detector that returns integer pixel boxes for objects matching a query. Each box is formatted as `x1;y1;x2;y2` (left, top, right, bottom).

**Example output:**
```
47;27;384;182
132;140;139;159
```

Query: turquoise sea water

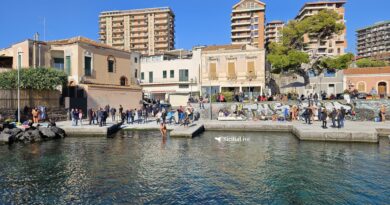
0;131;389;204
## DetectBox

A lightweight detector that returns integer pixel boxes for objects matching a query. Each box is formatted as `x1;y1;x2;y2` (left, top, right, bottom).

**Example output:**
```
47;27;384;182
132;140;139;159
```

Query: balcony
112;18;123;23
231;14;251;20
155;20;168;25
232;27;251;32
231;34;251;39
131;22;148;27
231;21;251;26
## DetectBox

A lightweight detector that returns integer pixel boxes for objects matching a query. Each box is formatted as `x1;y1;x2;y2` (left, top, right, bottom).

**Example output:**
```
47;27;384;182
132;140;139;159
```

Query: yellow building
99;7;175;56
231;0;266;49
0;36;142;110
201;44;266;98
296;0;347;57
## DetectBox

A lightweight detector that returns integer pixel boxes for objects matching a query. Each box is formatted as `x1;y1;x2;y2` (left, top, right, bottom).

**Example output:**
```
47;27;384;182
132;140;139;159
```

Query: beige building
99;7;175;56
296;0;347;57
357;21;390;62
140;48;202;106
0;36;142;110
201;44;265;98
231;0;266;49
265;20;284;45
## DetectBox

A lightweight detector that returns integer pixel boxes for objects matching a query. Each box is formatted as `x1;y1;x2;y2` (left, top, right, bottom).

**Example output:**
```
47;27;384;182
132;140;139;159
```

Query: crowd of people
69;99;198;128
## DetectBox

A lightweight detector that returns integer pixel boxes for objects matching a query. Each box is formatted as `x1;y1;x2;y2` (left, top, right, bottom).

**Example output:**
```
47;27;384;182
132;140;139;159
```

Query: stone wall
193;100;390;121
0;107;68;122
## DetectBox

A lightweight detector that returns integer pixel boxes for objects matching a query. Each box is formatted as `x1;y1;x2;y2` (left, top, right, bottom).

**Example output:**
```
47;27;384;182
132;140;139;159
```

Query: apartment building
201;44;265;98
99;7;175;56
0;36;142;111
231;0;266;49
140;48;202;106
296;1;347;57
357;21;390;62
265;20;284;45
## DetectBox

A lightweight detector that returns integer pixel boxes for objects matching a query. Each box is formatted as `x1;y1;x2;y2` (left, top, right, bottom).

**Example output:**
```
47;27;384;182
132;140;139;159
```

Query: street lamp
248;70;253;103
209;79;212;120
17;51;23;124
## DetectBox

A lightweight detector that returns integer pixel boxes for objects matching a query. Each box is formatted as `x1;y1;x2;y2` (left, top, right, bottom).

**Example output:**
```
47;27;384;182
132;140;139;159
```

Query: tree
0;68;68;90
355;58;387;68
267;10;352;85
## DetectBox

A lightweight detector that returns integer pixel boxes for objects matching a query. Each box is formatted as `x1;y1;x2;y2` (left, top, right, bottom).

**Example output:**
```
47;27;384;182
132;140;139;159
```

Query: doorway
378;82;387;98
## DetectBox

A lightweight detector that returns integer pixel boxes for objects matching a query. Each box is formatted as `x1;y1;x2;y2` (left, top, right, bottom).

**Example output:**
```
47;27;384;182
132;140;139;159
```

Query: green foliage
268;10;347;81
356;58;387;68
320;53;354;70
267;43;309;74
0;68;68;90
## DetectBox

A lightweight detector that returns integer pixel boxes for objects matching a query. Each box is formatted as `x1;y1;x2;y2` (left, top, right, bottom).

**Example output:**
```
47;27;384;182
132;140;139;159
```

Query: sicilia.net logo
215;136;250;142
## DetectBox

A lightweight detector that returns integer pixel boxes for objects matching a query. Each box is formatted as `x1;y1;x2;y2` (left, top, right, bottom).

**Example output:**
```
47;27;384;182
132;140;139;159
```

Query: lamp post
248;70;253;103
17;51;23;124
209;79;212;120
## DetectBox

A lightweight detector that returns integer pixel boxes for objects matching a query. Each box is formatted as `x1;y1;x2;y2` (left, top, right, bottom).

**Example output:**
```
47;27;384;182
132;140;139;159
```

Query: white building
140;48;202;106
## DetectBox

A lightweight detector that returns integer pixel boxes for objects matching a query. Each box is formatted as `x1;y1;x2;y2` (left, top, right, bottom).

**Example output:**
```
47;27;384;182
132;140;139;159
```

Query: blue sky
0;0;389;54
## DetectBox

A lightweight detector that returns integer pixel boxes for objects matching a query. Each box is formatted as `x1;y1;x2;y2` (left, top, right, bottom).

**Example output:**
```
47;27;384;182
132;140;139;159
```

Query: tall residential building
231;0;266;49
357;21;390;62
99;7;175;56
296;1;347;57
265;20;285;45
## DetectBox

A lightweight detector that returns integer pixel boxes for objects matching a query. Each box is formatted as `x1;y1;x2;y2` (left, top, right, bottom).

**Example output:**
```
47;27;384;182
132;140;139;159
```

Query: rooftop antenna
43;17;46;41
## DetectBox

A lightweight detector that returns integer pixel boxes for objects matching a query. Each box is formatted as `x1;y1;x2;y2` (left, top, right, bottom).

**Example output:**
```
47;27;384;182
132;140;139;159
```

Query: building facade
0;37;142;110
231;0;266;49
357;21;390;62
265;20;284;45
140;48;202;106
344;67;390;98
99;7;175;55
296;0;347;57
201;44;266;98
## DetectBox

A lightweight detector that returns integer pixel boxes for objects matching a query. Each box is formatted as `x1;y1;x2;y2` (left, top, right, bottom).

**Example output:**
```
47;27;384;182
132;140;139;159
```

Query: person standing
88;108;93;125
73;109;79;126
119;105;123;118
199;96;204;109
304;107;312;124
110;107;116;122
331;108;337;128
99;108;104;127
78;109;83;126
32;108;39;124
340;107;346;128
380;105;386;122
321;107;328;129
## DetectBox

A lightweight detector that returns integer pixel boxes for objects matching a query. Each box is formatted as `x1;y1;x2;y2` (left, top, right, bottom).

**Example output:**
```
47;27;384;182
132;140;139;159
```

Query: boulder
10;128;22;136
28;130;42;143
39;127;56;139
49;126;66;138
0;132;11;144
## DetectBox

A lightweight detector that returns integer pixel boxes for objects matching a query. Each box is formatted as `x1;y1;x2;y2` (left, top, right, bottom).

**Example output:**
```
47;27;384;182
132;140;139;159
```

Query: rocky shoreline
0;124;66;145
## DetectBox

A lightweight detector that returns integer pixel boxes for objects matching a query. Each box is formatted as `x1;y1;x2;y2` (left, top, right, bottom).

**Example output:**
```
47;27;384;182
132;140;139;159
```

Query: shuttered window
209;63;216;79
247;61;255;77
228;62;235;78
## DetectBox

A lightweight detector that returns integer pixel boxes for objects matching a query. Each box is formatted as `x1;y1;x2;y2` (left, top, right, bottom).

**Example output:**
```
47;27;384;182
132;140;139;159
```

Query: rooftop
356;20;390;32
298;0;346;13
100;7;173;16
48;36;132;53
344;66;390;75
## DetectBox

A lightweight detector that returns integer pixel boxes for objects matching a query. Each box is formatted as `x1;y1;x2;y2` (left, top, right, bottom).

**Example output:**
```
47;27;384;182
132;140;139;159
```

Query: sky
0;0;389;54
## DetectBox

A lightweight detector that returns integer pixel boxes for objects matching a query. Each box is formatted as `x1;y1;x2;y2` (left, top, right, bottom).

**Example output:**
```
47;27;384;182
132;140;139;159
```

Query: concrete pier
170;124;205;138
56;121;123;136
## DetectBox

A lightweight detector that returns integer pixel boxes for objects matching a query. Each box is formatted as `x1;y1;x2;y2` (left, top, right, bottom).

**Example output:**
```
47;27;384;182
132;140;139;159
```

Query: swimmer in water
160;122;167;138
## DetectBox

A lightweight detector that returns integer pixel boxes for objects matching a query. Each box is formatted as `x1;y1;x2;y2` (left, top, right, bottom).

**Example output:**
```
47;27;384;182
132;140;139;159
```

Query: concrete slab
170;124;205;138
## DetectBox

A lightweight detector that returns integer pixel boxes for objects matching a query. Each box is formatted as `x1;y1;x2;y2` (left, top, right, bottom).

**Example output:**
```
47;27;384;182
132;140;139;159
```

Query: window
163;70;167;79
134;57;138;63
120;76;128;86
357;82;366;92
179;69;189;82
209;63;217;80
141;72;144;80
324;69;336;77
135;69;138;78
84;56;92;76
170;70;174;78
337;48;341;54
179;84;189;89
107;56;115;73
53;58;64;70
247;61;255;77
65;56;71;75
228;62;236;79
149;71;153;83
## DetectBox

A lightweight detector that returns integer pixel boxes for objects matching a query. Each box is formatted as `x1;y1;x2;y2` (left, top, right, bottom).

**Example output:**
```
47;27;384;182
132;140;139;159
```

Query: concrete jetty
56;121;123;136
170;124;205;138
